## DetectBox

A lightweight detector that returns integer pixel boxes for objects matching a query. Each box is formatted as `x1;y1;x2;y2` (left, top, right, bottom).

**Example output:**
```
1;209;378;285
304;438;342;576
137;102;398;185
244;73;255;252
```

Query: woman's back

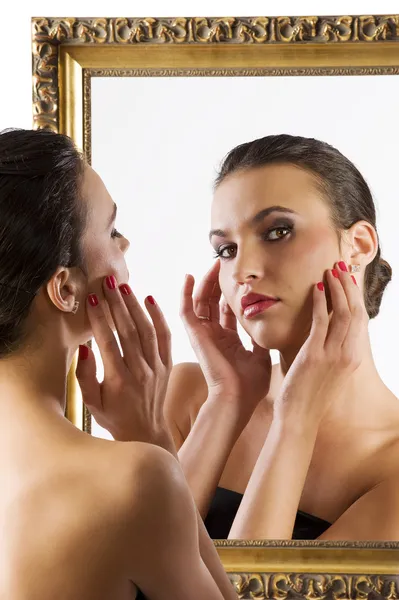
0;419;146;600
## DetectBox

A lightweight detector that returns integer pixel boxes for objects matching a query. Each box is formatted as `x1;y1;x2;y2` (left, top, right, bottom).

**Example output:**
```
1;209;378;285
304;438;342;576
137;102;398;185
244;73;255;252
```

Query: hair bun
365;256;392;319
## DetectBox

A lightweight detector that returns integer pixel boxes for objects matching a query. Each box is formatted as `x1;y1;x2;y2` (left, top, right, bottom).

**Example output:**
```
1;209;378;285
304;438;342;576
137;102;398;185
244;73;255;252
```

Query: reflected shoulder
165;362;208;433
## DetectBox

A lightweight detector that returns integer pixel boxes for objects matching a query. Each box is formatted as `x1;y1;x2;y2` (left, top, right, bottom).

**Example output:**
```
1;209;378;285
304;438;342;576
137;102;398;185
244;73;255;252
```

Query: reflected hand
180;260;272;424
276;263;366;426
75;277;173;448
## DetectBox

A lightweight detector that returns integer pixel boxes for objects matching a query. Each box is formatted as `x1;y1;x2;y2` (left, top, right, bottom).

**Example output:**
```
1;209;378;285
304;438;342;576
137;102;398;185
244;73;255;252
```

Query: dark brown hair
0;129;86;358
216;134;391;319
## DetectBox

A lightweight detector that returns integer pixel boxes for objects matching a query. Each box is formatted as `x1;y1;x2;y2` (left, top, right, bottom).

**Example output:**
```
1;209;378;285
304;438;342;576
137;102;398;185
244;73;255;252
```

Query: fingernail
147;295;156;305
332;269;339;278
79;345;89;360
338;261;348;272
106;275;117;290
317;282;325;292
351;275;358;286
119;284;132;296
88;294;99;307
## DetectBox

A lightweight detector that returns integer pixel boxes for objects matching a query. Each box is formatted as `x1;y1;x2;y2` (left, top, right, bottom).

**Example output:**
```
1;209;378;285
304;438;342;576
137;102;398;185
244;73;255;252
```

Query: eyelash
111;228;123;239
213;224;293;260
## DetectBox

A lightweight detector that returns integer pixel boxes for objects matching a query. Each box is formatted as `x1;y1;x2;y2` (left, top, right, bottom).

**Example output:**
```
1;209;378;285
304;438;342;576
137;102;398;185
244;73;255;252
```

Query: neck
275;333;392;431
0;340;77;422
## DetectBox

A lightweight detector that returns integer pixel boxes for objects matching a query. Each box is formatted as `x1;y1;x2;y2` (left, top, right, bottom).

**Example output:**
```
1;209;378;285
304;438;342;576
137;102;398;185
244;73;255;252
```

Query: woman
164;134;399;540
0;129;237;600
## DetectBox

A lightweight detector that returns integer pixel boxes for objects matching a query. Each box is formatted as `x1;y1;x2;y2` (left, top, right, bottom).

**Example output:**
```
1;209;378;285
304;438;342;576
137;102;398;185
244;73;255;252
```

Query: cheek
283;229;339;281
85;241;128;286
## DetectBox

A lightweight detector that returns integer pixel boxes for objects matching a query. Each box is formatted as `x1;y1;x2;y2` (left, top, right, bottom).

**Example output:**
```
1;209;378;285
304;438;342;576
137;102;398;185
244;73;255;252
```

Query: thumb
75;345;102;412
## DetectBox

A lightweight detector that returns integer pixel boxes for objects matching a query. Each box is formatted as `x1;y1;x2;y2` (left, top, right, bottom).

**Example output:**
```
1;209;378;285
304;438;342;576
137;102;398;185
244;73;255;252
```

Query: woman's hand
229;262;367;540
75;276;173;449
180;260;272;425
276;262;367;427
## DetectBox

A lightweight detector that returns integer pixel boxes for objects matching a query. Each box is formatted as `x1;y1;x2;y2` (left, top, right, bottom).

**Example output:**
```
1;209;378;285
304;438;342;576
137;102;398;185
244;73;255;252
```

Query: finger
220;298;238;332
102;276;146;373
193;261;221;321
118;283;160;369
144;295;172;369
336;261;367;361
324;269;351;351
209;276;222;322
180;274;201;331
86;293;126;378
307;281;329;348
75;344;102;411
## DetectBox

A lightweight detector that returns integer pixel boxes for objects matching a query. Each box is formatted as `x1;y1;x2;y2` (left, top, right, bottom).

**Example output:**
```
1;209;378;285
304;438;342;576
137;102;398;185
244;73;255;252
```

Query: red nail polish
317;282;325;292
351;275;358;286
106;275;117;290
338;261;348;272
332;269;339;278
88;294;99;307
79;345;89;360
119;284;132;296
146;295;156;305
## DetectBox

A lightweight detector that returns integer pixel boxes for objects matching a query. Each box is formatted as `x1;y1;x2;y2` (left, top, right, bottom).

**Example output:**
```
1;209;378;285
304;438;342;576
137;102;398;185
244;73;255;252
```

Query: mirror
32;15;399;592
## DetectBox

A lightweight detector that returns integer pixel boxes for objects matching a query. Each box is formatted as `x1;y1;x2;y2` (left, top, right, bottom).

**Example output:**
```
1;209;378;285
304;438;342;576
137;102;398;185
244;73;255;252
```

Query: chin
242;314;311;354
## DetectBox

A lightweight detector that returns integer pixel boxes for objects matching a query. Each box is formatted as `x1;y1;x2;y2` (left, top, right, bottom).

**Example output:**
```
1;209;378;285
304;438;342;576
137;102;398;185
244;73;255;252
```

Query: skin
165;163;399;539
0;165;237;600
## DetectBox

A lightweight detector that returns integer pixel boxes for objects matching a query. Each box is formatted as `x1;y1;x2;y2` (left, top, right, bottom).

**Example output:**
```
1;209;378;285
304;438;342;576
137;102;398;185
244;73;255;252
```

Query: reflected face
80;165;130;325
210;164;341;352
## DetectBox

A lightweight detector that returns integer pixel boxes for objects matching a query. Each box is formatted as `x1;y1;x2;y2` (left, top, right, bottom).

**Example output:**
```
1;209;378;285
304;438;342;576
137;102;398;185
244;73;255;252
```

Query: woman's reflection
165;134;398;541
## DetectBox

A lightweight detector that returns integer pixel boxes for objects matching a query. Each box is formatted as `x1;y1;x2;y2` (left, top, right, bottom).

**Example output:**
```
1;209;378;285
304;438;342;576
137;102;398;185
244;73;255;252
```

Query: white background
1;0;399;440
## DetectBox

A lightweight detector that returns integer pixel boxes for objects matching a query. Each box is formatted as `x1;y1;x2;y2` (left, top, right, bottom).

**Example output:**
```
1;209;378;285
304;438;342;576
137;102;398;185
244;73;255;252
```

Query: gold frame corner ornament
32;15;399;588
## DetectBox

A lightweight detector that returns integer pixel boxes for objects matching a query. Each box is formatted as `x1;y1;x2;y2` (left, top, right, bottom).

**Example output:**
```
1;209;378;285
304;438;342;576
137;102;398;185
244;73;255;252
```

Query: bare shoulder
164;362;208;438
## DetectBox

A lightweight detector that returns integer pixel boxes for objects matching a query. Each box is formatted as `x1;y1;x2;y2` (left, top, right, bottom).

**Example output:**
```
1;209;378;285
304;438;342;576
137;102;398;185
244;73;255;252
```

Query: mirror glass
90;74;399;441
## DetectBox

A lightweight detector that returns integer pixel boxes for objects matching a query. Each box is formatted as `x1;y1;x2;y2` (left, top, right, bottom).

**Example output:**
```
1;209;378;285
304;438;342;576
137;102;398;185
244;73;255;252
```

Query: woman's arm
230;266;365;540
178;394;247;518
171;263;272;517
127;445;238;600
164;365;248;518
229;417;317;539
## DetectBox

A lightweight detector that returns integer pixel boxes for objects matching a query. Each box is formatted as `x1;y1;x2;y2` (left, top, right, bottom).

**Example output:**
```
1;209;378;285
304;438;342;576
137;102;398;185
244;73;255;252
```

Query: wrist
272;406;321;439
201;393;249;436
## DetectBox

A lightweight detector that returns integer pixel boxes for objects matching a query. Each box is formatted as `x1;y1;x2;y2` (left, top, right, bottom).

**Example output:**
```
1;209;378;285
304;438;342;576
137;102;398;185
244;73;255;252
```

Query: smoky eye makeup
261;216;295;241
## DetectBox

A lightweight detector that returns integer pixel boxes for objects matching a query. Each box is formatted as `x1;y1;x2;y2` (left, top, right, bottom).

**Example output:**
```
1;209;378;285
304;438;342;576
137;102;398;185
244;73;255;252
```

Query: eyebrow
209;205;297;241
108;203;117;228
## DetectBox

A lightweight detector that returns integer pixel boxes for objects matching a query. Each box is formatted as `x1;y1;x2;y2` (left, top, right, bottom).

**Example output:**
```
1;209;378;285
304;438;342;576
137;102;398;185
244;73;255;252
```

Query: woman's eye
111;228;123;239
266;226;292;241
213;245;236;260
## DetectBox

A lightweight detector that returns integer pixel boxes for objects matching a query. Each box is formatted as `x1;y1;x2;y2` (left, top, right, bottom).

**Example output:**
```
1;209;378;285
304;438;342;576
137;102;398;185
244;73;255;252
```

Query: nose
121;235;130;254
232;244;265;285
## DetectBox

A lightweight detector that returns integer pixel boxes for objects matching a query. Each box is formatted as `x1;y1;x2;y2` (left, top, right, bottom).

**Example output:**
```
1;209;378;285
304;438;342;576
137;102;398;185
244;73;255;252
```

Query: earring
350;265;361;273
72;300;80;314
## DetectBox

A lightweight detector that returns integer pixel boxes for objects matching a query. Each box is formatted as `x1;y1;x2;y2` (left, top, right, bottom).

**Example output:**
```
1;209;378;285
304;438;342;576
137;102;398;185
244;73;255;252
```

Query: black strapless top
204;486;331;539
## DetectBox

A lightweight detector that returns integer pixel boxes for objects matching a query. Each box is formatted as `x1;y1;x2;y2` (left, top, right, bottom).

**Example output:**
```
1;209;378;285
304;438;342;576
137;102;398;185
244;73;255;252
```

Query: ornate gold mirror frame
32;16;399;597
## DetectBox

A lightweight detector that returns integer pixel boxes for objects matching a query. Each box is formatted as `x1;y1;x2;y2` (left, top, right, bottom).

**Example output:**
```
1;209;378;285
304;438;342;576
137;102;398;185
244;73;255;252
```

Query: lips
241;293;278;310
241;293;280;319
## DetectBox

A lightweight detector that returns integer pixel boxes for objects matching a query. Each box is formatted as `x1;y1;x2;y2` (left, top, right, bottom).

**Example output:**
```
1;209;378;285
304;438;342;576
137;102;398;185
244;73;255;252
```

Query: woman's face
211;163;341;352
80;165;130;324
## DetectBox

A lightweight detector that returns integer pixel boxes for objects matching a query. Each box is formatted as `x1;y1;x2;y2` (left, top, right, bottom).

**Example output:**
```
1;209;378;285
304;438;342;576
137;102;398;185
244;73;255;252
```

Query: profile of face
211;164;344;353
79;165;130;332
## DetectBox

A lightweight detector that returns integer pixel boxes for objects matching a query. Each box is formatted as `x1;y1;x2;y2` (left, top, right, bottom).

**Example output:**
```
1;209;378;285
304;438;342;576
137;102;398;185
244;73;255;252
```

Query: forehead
80;165;114;221
211;163;329;224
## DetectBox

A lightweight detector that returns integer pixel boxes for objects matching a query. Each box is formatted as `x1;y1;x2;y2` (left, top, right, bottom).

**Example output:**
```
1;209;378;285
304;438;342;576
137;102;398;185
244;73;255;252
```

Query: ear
343;220;378;267
46;266;80;314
